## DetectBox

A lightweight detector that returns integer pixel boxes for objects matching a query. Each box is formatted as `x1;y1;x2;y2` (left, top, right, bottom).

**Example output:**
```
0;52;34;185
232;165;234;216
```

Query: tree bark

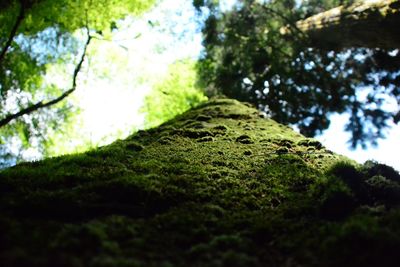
0;5;25;64
283;0;400;49
0;98;399;266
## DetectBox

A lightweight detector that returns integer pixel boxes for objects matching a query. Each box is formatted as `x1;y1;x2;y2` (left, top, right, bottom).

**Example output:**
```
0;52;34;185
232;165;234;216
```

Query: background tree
196;0;400;148
285;0;400;49
0;0;155;167
142;59;208;128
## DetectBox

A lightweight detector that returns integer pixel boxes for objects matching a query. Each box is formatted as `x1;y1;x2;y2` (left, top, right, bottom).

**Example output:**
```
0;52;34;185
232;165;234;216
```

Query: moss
125;141;144;152
362;160;400;183
297;139;322;148
243;150;252;156
197;136;214;142
195;114;213;122
176;129;214;139
235;134;254;144
318;177;357;220
0;98;399;266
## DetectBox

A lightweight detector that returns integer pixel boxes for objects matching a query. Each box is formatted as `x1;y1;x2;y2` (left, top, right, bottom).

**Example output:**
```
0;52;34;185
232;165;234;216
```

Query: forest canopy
196;0;400;148
0;0;155;166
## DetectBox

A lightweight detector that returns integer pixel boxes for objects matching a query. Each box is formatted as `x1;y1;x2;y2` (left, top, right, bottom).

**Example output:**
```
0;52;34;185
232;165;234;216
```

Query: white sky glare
41;0;399;172
45;0;203;154
83;0;202;126
316;115;400;171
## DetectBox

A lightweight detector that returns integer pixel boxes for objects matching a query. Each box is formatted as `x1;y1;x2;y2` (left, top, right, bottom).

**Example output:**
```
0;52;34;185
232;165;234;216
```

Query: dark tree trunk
0;98;399;266
284;0;400;49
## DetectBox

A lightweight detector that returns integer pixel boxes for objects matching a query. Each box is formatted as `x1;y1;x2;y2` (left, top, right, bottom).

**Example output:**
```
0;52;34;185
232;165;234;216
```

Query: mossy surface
1;98;400;266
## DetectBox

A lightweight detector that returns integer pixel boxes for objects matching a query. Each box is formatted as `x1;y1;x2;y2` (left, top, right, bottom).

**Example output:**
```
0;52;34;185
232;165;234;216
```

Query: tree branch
281;0;400;49
260;5;306;38
0;30;92;128
0;4;25;64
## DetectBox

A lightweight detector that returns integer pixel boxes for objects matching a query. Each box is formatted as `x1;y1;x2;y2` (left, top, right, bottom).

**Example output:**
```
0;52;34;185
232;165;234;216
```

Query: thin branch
0;29;92;128
0;4;25;64
261;5;306;38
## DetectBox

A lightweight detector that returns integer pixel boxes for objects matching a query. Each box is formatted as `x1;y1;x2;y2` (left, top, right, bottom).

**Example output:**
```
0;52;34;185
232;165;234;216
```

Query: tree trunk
1;98;400;266
284;0;400;49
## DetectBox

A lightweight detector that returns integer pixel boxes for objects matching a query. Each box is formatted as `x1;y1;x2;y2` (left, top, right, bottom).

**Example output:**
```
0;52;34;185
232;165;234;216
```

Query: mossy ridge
1;98;400;266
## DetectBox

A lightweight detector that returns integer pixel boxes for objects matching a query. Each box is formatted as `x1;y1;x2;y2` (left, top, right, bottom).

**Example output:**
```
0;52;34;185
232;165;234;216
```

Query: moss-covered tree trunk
1;98;400;266
285;0;400;49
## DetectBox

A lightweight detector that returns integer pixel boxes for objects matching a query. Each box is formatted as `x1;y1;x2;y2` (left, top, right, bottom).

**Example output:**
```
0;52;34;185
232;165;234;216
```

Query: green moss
0;98;399;266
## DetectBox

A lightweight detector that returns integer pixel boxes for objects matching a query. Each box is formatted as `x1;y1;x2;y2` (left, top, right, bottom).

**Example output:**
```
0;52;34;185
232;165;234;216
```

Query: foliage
142;59;208;128
0;0;155;167
1;98;400;266
196;0;400;148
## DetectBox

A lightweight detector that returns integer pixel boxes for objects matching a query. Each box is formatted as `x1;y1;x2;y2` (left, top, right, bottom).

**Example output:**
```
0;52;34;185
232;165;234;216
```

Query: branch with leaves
0;29;92;128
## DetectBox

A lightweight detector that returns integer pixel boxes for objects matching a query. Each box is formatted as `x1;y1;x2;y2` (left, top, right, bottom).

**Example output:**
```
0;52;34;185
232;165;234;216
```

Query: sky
37;0;400;172
39;0;203;156
316;114;400;171
74;0;203;139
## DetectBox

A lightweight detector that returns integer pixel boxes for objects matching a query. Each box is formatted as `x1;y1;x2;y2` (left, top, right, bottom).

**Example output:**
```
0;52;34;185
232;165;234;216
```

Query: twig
261;5;306;38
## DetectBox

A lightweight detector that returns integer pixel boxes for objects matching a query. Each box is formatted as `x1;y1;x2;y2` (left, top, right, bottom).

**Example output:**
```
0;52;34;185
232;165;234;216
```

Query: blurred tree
195;0;400;148
0;0;155;167
143;59;208;128
285;0;400;49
